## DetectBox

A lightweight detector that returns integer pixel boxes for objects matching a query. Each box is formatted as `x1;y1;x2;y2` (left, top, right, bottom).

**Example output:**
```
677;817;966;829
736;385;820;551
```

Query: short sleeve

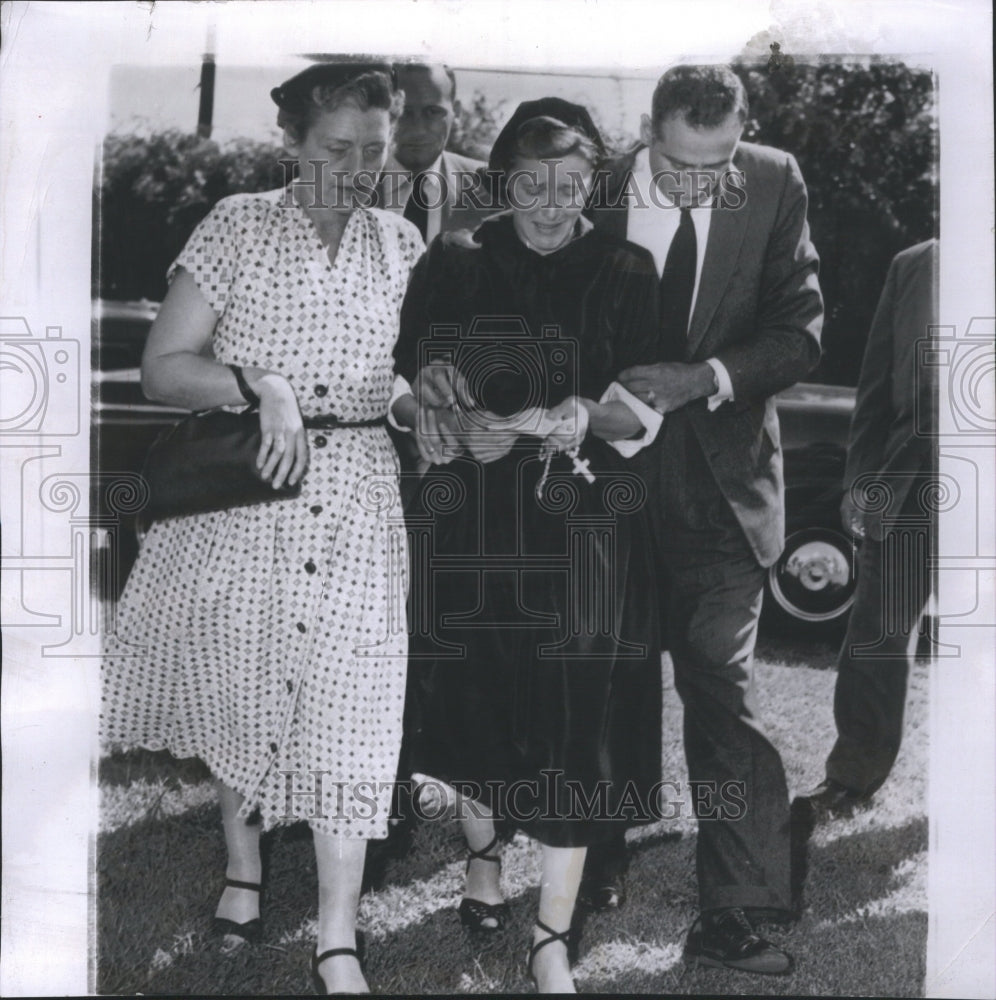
167;196;257;316
395;216;426;279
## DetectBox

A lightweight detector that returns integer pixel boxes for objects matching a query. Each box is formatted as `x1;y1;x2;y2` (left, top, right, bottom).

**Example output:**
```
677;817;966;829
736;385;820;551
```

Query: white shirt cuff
599;381;664;457
705;357;734;411
387;374;414;431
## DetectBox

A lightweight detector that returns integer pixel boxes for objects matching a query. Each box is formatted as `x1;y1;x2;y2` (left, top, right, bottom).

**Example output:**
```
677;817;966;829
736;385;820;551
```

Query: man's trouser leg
826;522;931;796
661;421;791;913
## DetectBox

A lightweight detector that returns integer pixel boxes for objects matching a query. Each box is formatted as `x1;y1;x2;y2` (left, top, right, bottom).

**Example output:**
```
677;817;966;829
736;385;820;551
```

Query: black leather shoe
795;779;868;818
579;836;628;911
684;907;794;975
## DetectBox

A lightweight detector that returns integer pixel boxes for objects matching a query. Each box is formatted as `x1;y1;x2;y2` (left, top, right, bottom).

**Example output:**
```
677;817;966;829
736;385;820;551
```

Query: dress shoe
578;836;627;911
683;907;794;975
213;877;263;952
458;834;509;933
795;779;868;818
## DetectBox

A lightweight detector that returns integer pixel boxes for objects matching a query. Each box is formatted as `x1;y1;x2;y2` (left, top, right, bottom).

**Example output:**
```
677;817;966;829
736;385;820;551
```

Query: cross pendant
567;448;596;484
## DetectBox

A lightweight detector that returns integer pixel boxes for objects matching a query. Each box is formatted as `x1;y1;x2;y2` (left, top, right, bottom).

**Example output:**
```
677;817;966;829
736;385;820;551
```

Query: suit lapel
439;151;455;228
687;190;750;356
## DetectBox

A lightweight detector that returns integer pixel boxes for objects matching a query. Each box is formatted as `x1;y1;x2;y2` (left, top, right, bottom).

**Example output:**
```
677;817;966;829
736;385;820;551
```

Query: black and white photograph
1;1;993;996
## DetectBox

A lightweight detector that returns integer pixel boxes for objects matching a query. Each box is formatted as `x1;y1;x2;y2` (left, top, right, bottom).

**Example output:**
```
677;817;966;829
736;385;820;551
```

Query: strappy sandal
212;877;262;947
526;918;575;988
457;833;510;933
310;932;367;995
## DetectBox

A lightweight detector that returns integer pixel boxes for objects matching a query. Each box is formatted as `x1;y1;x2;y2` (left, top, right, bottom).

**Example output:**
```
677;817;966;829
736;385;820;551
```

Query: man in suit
798;239;937;815
377;63;491;242
380;63;493;495
585;65;823;975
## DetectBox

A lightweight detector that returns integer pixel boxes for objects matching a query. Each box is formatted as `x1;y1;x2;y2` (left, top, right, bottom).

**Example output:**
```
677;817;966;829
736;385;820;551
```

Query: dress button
269;742;278;754
314;384;329;397
310;504;323;515
286;680;294;693
305;560;317;574
314;435;327;448
296;622;307;633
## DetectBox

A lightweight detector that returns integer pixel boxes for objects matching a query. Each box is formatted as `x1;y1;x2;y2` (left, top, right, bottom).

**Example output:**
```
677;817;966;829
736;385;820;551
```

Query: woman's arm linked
141;268;308;489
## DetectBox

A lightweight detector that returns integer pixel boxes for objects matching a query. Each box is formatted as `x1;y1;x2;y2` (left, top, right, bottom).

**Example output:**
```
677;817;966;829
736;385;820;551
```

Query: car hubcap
768;528;856;622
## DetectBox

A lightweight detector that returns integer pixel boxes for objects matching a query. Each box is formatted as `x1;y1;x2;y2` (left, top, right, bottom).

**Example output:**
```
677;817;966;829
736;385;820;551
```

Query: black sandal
311;933;366;996
526;918;574;986
212;877;262;947
457;834;510;933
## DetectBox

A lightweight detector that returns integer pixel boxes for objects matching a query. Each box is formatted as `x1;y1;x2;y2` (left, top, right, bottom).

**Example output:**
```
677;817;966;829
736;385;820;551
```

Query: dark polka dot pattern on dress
101;191;424;838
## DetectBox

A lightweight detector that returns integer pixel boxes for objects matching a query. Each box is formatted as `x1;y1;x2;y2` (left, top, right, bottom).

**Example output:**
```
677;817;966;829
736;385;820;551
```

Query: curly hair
271;64;404;143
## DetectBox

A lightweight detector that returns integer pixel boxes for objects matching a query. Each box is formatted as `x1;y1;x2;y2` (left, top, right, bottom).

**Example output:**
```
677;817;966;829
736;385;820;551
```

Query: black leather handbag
141;365;301;522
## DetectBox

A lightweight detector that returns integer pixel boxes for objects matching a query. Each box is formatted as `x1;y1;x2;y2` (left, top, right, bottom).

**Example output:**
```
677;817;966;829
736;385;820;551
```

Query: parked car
91;299;859;631
768;382;857;632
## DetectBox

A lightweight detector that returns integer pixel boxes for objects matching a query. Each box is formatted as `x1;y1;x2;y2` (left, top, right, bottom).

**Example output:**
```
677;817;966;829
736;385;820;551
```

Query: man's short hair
651;65;748;129
393;62;458;102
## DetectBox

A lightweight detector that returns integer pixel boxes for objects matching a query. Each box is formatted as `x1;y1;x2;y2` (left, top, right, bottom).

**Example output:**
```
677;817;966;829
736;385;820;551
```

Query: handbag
141;364;302;522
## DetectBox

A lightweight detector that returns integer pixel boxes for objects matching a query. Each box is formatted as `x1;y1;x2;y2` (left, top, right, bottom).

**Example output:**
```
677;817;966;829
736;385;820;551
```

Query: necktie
659;207;697;361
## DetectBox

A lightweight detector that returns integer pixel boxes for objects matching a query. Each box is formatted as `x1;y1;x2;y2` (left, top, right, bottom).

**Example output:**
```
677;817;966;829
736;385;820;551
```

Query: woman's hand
840;490;868;539
413;405;464;465
255;374;308;489
541;396;590;454
412;363;475;410
413;363;456;409
462;410;519;464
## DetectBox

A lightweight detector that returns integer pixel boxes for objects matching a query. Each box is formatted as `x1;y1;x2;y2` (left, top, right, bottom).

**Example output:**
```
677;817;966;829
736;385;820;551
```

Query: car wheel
766;526;857;628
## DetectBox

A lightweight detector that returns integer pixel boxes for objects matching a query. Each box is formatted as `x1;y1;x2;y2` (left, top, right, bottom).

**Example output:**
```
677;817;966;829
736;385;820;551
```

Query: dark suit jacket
844;239;938;539
590;142;823;567
377;149;494;237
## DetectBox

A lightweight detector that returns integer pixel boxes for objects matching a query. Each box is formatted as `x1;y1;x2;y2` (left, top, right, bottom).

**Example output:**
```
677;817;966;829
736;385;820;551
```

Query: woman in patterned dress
101;64;422;994
391;105;664;993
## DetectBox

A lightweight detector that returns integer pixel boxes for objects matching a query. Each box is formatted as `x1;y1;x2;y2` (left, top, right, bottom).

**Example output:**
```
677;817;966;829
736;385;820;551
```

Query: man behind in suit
798;239;938;815
586;65;823;975
378;63;490;243
381;64;492;496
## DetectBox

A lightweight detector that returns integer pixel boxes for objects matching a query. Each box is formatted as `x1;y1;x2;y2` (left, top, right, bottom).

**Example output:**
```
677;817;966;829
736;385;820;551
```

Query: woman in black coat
390;101;664;992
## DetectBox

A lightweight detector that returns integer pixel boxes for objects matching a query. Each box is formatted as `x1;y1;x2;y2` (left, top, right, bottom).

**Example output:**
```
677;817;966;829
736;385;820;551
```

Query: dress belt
303;414;387;429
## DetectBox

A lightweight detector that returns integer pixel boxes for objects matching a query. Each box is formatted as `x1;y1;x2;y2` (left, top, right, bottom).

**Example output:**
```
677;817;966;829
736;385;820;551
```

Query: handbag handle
228;363;261;410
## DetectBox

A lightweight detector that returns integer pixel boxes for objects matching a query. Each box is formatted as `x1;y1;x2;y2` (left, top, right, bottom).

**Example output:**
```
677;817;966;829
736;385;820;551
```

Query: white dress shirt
625;147;734;410
380;153;447;244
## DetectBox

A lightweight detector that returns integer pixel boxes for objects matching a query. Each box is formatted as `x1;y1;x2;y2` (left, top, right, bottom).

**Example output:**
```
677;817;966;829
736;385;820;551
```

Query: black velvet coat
395;215;663;846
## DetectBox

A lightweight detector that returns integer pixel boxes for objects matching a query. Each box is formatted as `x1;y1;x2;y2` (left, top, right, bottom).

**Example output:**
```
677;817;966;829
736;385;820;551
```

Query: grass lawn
96;635;928;995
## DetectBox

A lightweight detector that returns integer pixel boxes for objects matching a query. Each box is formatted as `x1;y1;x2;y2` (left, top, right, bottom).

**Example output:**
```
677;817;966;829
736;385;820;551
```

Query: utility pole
196;23;217;138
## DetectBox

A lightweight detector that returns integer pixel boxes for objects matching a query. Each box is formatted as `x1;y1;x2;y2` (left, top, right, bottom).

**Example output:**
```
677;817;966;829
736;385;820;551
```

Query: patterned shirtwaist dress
101;190;424;839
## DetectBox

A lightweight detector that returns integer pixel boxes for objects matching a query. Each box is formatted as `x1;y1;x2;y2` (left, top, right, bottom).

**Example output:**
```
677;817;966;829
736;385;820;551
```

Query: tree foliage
99;131;286;301
98;61;936;386
732;58;937;384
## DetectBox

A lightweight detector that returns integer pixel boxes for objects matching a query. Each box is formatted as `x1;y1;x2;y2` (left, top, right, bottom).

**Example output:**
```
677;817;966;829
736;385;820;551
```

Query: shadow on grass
98;804;925;995
582;815;927;997
99;747;211;788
